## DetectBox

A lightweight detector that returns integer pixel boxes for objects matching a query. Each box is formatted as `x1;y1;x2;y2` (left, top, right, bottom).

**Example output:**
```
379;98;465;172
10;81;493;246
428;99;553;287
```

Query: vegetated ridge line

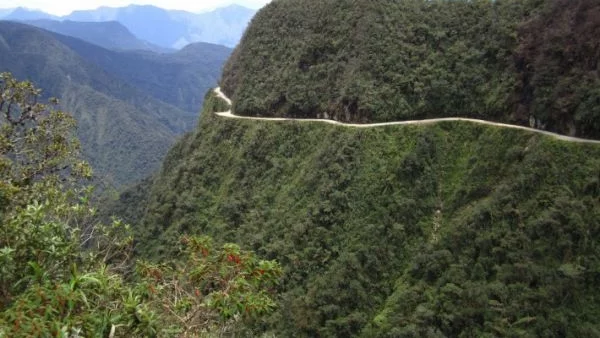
213;87;600;144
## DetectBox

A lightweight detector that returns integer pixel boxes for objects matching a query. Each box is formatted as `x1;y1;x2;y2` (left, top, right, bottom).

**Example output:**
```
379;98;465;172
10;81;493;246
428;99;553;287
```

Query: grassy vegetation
118;91;600;336
222;0;600;139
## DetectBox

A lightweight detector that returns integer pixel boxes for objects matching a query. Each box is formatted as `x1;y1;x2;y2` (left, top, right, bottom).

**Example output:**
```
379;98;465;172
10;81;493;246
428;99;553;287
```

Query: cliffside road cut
214;87;600;145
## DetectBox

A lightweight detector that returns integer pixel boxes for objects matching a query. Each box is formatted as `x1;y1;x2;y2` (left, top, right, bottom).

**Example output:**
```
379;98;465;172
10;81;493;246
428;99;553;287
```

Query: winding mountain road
214;87;600;144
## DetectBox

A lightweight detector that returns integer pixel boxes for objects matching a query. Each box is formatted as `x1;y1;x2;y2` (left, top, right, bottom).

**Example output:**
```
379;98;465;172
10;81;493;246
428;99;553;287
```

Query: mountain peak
3;7;57;20
4;3;257;49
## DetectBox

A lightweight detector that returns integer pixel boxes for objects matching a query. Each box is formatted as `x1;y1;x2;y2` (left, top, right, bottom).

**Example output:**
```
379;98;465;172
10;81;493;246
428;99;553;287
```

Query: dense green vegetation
34;0;596;335
515;0;600;138
117;91;600;336
0;22;224;186
0;74;281;337
222;0;600;139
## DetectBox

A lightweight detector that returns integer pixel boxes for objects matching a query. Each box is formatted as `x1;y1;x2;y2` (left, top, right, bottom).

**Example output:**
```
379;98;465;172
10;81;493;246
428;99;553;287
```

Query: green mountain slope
0;21;196;186
106;0;600;335
124;92;600;336
221;0;600;139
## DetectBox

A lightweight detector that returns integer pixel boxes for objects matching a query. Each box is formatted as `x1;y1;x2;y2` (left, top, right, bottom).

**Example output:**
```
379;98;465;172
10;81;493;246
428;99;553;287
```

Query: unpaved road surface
214;87;600;144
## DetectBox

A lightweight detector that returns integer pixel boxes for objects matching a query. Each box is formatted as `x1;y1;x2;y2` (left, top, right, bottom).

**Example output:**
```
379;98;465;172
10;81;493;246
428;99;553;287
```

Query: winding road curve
214;87;600;145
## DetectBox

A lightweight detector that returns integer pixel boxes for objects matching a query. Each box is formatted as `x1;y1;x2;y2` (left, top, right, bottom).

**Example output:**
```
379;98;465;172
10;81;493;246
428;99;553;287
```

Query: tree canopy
120;90;600;336
222;0;600;139
0;73;282;336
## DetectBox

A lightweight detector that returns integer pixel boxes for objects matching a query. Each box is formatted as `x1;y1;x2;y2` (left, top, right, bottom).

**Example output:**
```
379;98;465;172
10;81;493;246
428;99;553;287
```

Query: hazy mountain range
0;21;231;186
16;19;168;52
0;4;256;48
2;7;57;20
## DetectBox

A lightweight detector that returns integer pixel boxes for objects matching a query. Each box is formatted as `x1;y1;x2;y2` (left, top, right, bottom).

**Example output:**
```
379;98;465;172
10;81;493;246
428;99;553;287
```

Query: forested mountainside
117;92;600;337
17;19;167;52
222;0;600;139
0;22;197;186
100;0;600;336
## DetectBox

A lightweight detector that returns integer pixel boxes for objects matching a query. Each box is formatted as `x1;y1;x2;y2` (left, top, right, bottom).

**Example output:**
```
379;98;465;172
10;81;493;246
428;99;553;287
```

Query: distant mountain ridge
0;21;230;186
0;4;257;48
51;32;231;112
2;7;57;20
16;19;169;52
0;9;13;18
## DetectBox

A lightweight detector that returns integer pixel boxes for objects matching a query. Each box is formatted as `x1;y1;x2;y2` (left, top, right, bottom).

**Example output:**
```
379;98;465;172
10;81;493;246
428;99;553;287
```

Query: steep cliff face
221;0;600;139
127;92;600;336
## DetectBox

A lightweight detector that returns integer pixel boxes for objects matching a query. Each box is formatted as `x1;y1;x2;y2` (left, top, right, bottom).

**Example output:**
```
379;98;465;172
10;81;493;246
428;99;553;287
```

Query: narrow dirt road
214;87;600;144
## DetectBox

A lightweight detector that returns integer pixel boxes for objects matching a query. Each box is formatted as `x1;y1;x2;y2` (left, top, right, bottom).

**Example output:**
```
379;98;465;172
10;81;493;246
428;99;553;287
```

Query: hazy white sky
0;0;271;15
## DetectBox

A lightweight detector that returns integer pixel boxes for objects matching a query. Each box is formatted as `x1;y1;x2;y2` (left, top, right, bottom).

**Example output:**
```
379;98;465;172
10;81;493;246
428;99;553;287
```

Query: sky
0;0;272;15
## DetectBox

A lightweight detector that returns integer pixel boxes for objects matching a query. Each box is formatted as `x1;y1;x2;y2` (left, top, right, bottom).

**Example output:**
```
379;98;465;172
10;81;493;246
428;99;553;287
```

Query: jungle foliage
122;91;600;336
101;0;600;335
222;0;600;139
0;74;282;336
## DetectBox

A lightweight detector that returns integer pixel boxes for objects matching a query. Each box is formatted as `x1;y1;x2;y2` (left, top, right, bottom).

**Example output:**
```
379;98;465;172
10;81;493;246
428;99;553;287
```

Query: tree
0;73;282;336
0;72;93;307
